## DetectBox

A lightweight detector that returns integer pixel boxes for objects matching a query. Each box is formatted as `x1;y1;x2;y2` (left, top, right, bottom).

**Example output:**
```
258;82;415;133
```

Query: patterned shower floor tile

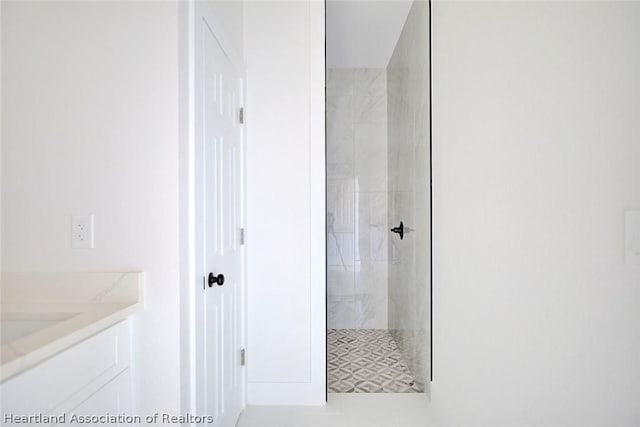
327;329;423;393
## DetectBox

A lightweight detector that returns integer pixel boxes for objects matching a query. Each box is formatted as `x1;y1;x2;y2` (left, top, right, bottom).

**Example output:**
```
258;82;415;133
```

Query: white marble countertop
0;272;144;383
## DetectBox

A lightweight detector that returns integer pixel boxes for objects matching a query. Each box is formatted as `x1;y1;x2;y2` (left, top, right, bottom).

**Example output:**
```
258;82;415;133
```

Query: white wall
326;1;411;69
207;0;244;61
432;2;640;426
243;0;326;404
1;2;181;416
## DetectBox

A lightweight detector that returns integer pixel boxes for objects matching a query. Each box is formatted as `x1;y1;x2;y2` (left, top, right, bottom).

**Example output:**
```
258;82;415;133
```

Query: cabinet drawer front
60;369;132;425
1;320;130;415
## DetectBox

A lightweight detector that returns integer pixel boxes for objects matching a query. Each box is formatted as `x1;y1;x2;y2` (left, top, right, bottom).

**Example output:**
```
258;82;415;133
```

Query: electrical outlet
71;214;94;249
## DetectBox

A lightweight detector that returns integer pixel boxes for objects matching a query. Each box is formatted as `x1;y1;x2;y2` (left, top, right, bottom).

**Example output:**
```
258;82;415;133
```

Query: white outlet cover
71;214;94;249
625;211;640;265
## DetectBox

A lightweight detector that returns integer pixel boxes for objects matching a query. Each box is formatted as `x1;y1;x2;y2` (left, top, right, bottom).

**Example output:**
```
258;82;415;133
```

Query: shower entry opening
325;0;432;396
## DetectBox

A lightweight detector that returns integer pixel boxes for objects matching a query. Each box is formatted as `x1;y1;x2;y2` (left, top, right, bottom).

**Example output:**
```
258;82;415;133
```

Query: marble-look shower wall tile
354;95;386;125
327;96;354;178
414;272;429;390
355;124;387;192
354;261;388;329
356;294;387;329
355;68;386;98
387;126;414;193
328;263;357;329
327;96;354;137
355;261;388;298
327;69;355;96
387;67;410;124
327;67;388;331
327;232;355;267
355;191;388;262
327;178;355;232
327;162;353;178
328;264;356;330
388;209;416;331
387;274;404;331
413;181;431;390
328;265;355;297
328;300;358;329
386;0;430;392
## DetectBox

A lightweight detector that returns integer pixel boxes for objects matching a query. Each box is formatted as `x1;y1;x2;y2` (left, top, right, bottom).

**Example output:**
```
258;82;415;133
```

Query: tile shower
327;67;389;330
327;0;430;394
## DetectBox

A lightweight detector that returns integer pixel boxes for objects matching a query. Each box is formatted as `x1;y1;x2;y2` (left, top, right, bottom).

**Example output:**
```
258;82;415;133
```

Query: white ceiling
326;1;413;69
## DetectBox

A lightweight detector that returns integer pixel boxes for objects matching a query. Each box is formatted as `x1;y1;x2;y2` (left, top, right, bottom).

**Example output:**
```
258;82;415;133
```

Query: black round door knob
208;272;225;287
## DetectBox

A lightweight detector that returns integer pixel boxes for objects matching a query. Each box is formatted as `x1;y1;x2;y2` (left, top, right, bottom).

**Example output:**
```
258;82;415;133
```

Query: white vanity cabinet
1;320;133;425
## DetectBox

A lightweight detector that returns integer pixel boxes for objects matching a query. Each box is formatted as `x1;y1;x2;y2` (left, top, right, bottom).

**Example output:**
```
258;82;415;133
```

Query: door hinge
202;275;206;290
240;348;246;366
239;107;245;124
240;228;245;245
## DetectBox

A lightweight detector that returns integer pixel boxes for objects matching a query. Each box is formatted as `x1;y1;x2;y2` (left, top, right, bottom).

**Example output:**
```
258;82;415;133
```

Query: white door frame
179;0;247;420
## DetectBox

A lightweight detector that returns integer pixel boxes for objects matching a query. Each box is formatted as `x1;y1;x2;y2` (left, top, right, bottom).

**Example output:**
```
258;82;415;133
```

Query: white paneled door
195;6;245;427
